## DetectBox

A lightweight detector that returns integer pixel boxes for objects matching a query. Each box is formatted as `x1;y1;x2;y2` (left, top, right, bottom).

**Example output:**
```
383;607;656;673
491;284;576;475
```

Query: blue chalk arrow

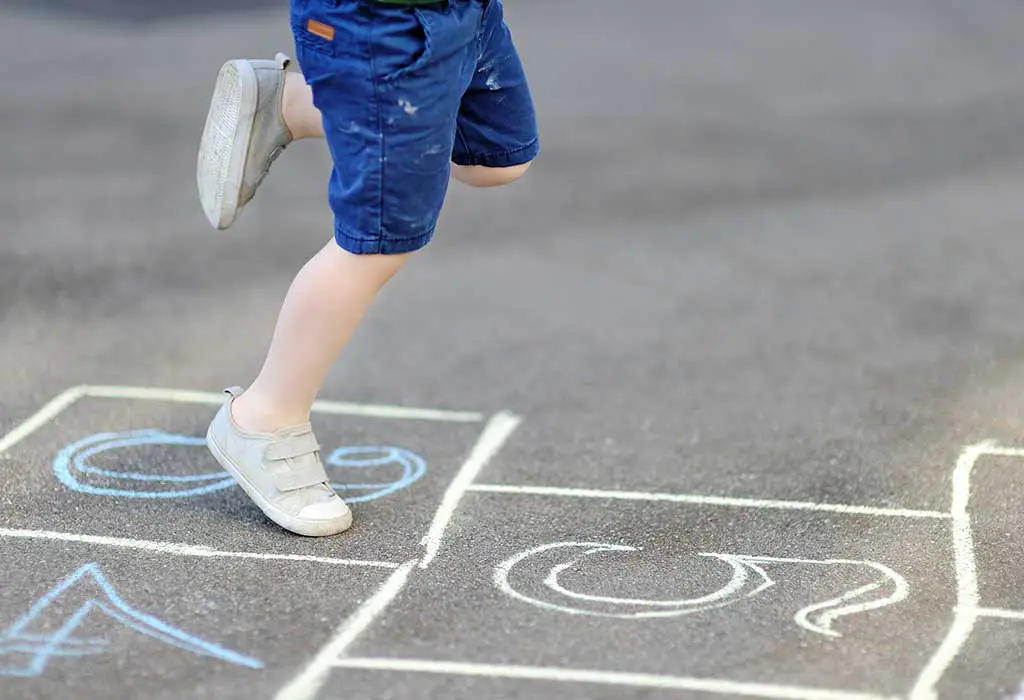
0;563;262;677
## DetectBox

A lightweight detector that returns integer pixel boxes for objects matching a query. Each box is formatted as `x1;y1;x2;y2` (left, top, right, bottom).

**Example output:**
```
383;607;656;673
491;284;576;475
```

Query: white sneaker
206;387;352;537
196;53;294;230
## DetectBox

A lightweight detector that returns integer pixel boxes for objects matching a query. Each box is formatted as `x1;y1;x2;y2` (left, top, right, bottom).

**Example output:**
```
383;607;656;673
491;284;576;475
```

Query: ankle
230;388;310;434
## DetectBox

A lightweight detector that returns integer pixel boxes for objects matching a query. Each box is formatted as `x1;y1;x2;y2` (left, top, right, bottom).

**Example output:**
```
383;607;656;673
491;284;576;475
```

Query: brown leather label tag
307;18;335;41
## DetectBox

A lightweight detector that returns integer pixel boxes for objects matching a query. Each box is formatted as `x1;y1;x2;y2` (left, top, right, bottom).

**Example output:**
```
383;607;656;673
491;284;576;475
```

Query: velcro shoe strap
274;462;330;492
264;433;320;461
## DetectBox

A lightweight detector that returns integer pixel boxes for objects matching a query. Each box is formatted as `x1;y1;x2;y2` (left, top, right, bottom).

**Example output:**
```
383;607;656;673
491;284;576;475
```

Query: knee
453;161;533;188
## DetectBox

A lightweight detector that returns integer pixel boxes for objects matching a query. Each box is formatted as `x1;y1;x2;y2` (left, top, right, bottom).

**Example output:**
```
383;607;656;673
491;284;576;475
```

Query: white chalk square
0;385;495;565
0;536;392;694
340;490;954;700
321;442;1024;700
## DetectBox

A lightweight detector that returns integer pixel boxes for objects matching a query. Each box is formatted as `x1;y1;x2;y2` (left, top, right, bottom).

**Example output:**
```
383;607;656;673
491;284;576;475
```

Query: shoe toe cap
299;497;352;526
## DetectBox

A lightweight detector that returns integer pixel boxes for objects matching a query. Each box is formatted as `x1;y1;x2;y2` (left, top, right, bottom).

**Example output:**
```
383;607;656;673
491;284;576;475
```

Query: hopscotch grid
9;386;1024;698
316;441;1024;699
0;383;487;573
0;383;501;698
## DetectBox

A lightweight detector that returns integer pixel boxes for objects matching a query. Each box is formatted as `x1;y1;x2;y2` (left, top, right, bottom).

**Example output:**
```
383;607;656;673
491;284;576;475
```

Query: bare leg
228;74;531;433
227;71;412;431
282;72;325;140
451;162;532;187
232;242;409;432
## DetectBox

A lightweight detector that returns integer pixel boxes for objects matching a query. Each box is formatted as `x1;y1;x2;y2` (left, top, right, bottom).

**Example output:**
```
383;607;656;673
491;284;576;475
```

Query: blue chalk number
53;430;426;501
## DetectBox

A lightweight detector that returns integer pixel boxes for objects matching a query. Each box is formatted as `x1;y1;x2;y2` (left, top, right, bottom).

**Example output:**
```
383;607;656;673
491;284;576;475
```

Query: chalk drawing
0;562;261;677
53;430;425;502
495;542;908;637
53;431;232;498
325;446;426;503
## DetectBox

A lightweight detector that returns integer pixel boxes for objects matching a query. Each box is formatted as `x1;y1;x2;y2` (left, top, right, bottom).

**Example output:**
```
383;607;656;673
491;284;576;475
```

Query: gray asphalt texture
3;1;1024;699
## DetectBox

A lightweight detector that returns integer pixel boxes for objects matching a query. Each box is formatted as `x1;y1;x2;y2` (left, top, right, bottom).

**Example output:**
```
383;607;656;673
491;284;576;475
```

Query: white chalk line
0;527;399;569
494;542;769;620
274;559;418;700
909;440;992;700
962;607;1024;621
419;412;522;568
274;412;520;699
741;556;908;639
496;543;907;633
914;437;1024;699
0;386;85;456
330;658;897;700
973;445;1024;458
468;484;950;520
544;549;756;608
0;383;483;458
501;542;697;617
80;385;484;423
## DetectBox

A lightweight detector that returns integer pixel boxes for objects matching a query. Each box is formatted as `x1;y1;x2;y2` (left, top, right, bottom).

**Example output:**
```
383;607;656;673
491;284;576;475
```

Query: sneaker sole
206;427;353;537
197;60;258;230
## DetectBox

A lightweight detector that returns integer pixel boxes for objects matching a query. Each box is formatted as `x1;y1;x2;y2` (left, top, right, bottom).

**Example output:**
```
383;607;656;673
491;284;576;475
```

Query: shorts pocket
374;8;435;82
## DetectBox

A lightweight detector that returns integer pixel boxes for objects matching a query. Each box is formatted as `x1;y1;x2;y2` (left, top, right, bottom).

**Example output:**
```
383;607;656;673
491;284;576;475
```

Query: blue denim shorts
289;0;540;254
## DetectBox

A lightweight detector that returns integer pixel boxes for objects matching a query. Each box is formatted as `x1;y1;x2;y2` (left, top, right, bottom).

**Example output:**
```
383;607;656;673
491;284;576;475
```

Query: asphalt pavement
3;1;1024;699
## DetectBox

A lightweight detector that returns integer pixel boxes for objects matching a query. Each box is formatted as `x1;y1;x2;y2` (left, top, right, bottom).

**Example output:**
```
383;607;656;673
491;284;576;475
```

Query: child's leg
282;72;324;140
202;0;518;538
230;244;408;432
451;0;539;188
228;0;539;437
208;72;405;430
451;163;531;188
